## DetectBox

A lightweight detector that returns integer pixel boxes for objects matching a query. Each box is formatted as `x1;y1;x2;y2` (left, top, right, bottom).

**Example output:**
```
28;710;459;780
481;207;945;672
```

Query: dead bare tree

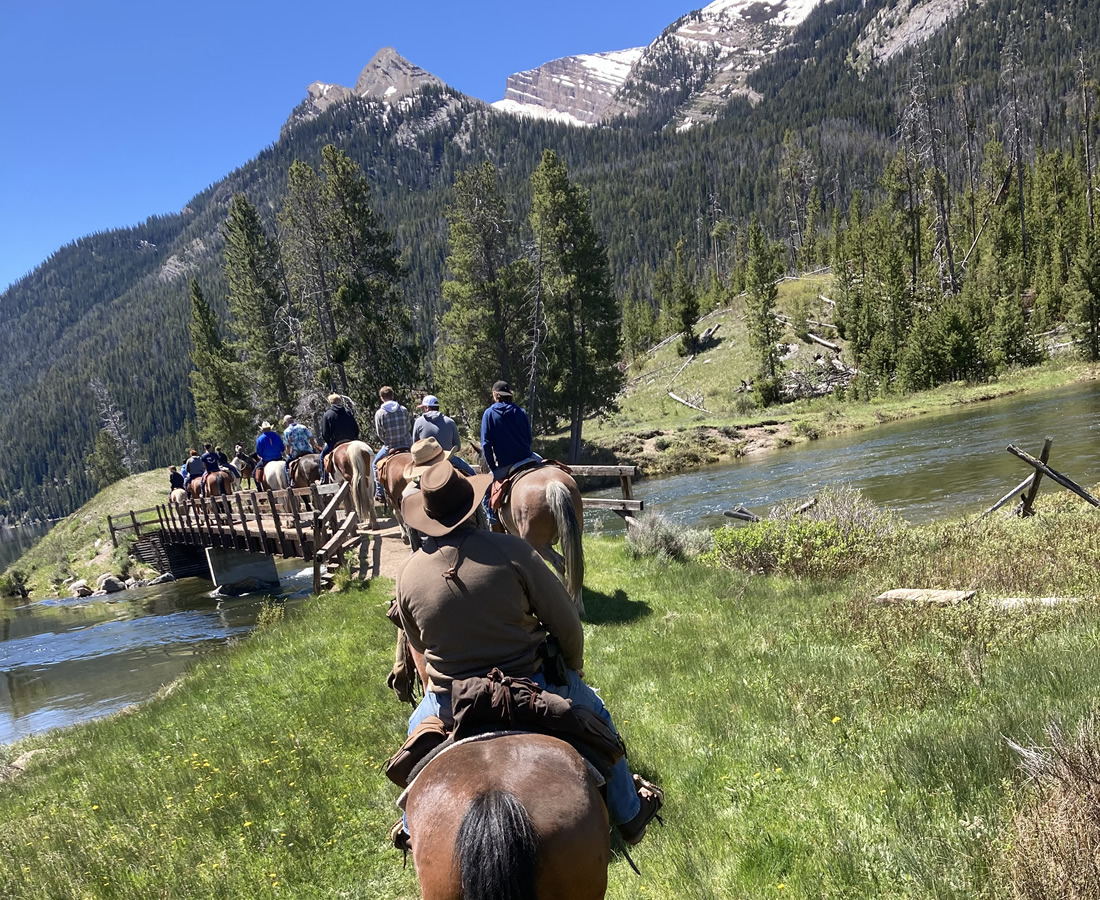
88;378;147;474
1080;51;1096;234
1000;33;1029;262
908;54;959;295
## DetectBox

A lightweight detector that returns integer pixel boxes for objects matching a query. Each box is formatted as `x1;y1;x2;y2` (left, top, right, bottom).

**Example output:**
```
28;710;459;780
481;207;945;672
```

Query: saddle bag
450;668;625;777
384;715;448;787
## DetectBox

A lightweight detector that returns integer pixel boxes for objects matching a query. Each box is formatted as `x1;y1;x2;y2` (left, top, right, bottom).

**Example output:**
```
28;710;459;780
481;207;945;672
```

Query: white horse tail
346;440;378;530
545;479;585;618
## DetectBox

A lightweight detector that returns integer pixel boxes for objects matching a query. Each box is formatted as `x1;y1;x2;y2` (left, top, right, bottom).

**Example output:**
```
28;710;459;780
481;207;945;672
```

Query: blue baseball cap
419;395;439;408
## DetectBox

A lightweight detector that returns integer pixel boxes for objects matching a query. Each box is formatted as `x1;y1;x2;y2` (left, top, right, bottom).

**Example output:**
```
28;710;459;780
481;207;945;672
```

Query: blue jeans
407;669;640;826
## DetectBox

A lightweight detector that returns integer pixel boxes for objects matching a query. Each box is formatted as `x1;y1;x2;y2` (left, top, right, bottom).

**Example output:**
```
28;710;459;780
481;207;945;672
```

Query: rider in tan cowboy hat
394;465;664;848
403;437;454;481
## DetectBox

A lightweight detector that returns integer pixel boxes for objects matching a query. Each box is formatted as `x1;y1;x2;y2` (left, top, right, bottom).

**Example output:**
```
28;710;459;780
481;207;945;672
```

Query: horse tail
346;441;374;523
456;789;538;900
546;478;585;617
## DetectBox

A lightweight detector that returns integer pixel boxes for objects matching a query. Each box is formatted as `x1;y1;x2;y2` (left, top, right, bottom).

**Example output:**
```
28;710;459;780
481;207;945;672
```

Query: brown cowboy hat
403;437;454;480
402;464;493;538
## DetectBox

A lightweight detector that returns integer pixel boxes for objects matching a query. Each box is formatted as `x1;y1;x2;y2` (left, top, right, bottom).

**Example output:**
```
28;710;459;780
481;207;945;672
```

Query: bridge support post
204;547;279;592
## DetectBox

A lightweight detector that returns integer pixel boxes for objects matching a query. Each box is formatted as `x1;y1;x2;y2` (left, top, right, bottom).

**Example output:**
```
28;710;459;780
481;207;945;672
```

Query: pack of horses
170;442;598;897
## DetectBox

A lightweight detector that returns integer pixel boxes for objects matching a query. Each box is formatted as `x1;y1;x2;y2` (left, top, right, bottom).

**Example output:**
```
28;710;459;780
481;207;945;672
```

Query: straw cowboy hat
261;420;274;430
402;464;493;538
403;437;454;480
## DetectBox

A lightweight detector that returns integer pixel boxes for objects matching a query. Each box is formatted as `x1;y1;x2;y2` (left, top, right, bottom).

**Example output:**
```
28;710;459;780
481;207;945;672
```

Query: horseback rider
480;381;542;529
168;466;184;493
319;394;360;483
198;443;221;497
183;449;204;489
372;386;412;500
214;445;240;480
255;421;285;489
412;394;477;476
391;463;663;849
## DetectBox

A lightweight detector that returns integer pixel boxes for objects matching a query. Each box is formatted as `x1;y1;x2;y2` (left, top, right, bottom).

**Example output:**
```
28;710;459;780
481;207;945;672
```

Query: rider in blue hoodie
480;381;542;528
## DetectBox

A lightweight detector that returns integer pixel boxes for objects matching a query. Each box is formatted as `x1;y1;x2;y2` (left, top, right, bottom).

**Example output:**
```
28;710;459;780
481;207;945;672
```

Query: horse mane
456;789;538;900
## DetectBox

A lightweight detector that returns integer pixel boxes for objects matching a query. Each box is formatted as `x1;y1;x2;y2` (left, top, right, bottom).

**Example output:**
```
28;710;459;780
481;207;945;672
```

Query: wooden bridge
109;465;643;593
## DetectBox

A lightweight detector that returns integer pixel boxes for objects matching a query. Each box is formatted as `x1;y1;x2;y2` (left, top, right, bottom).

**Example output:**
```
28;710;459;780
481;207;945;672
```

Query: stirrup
619;775;664;846
389;817;411;853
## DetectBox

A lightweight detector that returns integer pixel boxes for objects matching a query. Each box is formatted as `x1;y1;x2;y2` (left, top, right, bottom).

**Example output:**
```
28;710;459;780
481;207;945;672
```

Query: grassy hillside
2;521;1100;897
5;470;169;595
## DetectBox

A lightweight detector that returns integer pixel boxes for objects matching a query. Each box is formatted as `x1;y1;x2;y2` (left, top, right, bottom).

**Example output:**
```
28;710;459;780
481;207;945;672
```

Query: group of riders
167;380;665;858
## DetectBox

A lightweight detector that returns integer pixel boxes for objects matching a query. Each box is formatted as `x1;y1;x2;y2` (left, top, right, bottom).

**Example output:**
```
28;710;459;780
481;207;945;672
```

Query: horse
263;454;322;492
170;487;189;520
404;733;610;900
376;449;413;538
326;440;379;531
481;457;586;618
187;470;235;518
232;454;256;489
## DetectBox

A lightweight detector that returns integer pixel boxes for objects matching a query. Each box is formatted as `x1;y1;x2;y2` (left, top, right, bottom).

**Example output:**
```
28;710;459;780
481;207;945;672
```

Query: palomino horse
326;440;379;531
405;733;610;900
501;465;586;617
170;488;189;520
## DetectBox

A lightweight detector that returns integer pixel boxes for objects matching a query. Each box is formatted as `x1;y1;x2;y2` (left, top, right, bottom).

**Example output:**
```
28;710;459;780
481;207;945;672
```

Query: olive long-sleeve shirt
395;525;584;694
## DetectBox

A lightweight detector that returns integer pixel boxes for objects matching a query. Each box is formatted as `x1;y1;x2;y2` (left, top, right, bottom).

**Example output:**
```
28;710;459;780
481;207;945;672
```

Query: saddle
383;667;624;789
376;450;411;485
489;459;572;512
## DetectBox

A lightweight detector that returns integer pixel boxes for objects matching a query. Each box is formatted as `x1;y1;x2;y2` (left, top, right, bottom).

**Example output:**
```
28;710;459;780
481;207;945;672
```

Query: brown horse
187;471;235;518
405;734;610;900
232;454;256;489
376;450;412;536
326;440;379;530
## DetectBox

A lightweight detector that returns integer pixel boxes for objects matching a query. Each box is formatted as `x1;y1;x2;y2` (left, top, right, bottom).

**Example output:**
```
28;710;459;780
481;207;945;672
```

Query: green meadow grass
3;534;1100;898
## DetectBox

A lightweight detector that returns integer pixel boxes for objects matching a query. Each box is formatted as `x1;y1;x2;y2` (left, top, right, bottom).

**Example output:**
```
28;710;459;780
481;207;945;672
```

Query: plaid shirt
375;402;412;450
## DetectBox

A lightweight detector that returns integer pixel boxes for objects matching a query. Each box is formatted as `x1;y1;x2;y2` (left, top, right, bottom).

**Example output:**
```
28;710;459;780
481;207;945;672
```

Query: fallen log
723;505;760;523
807;333;840;352
1006;444;1100;507
976;474;1035;521
668;391;710;413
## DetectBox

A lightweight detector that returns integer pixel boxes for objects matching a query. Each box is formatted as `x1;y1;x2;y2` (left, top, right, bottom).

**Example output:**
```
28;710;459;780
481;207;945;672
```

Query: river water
5;380;1100;746
0;563;312;746
586;379;1100;534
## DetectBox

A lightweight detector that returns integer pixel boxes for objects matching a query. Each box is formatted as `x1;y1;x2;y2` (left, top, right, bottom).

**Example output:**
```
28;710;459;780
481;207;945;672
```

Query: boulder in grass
70;580;92;597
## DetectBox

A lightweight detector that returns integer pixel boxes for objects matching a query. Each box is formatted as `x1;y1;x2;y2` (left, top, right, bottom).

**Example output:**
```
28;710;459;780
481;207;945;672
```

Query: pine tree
88;430;128;491
436;162;531;428
188;279;254;448
672;237;699;355
745;220;784;402
223;193;300;416
1071;232;1100;361
529;150;623;461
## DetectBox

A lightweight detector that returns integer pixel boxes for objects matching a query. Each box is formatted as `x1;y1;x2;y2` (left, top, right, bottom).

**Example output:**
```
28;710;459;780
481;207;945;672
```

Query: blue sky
0;0;693;292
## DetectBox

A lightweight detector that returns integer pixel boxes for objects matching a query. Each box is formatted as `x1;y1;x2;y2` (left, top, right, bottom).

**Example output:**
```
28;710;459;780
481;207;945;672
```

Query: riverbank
3;525;1099;898
545;355;1100;478
4;470;166;596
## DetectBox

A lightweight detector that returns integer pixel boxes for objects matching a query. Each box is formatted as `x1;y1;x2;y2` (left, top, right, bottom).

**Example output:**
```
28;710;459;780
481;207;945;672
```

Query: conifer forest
2;0;1099;519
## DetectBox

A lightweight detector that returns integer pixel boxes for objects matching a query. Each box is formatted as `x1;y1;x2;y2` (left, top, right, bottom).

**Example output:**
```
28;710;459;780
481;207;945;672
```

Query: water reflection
0;564;313;745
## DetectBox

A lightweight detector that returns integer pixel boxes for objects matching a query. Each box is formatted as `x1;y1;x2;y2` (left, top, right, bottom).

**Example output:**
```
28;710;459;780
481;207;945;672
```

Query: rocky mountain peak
283;47;443;136
354;46;443;101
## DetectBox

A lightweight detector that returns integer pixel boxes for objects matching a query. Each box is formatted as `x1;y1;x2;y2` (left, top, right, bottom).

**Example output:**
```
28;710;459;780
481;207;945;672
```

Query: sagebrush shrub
625;512;712;561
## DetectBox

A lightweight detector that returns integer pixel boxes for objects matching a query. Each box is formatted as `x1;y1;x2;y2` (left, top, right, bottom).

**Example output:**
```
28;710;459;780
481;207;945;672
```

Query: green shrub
792;420;820;439
625;512;713;561
0;569;28;598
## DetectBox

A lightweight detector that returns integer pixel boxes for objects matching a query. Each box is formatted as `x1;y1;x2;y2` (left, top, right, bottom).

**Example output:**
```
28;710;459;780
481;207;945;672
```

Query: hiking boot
619;775;664;846
389;817;411;852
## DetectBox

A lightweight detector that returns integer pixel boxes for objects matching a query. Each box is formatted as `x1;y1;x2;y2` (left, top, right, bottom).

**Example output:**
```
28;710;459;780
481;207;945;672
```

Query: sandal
619;774;664;845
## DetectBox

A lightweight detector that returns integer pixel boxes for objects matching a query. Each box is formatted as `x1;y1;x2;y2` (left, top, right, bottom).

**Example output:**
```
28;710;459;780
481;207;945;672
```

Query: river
586;379;1100;533
5;380;1100;746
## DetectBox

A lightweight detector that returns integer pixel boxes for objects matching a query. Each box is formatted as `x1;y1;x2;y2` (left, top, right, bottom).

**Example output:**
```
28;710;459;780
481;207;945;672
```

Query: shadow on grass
583;587;652;625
